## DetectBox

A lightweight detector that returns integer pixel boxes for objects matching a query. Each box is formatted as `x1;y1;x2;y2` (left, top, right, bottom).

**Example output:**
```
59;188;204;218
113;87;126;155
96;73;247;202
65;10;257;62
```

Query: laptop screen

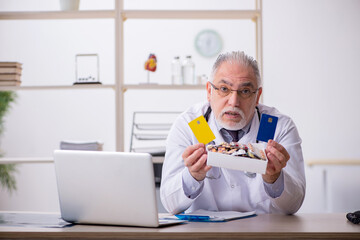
54;150;161;227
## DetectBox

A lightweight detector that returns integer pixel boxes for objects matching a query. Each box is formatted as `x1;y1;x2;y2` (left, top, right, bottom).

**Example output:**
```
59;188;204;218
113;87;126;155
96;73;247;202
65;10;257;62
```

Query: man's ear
206;81;212;102
256;87;262;105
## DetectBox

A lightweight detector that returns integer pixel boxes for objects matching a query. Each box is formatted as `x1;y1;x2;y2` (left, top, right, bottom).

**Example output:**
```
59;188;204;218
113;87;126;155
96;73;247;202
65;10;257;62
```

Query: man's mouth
224;111;241;119
217;107;247;130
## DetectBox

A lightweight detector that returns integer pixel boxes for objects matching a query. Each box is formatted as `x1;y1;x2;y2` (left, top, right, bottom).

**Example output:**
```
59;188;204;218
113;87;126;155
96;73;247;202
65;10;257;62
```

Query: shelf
0;10;259;21
0;84;115;91
0;157;53;164
0;10;115;20
307;159;360;166
134;133;167;140
132;147;166;157
122;10;260;20
0;84;205;91
123;84;206;91
135;123;172;130
0;156;164;164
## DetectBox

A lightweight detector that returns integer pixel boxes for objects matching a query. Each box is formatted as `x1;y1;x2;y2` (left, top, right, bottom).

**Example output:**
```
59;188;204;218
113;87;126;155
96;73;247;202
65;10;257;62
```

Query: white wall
0;0;359;213
262;0;360;213
263;0;360;161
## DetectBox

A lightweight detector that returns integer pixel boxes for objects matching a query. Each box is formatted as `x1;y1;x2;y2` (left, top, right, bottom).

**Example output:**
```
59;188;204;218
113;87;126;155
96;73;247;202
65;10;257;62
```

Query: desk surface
0;212;359;239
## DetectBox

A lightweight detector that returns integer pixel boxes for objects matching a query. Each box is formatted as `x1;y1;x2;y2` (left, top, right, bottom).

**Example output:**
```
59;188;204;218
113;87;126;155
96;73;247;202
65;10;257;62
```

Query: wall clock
195;29;223;58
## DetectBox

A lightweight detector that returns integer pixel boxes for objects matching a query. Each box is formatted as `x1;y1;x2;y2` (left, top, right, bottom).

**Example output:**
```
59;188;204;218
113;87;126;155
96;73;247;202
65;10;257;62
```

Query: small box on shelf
74;54;101;85
0;62;22;87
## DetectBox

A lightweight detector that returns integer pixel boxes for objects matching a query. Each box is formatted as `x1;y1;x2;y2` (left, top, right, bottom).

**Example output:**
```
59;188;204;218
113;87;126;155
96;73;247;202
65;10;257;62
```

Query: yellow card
188;115;216;144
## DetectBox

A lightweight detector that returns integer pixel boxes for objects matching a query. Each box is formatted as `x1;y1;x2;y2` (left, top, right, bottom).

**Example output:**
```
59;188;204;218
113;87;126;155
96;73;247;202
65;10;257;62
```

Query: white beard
216;106;247;130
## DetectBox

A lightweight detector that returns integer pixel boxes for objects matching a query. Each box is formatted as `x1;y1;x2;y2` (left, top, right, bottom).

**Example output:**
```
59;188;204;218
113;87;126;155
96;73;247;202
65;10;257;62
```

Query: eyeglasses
209;82;258;99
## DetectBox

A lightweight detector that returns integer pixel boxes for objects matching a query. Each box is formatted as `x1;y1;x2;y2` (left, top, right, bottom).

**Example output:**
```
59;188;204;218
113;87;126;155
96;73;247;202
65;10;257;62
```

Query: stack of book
60;141;103;151
0;62;22;86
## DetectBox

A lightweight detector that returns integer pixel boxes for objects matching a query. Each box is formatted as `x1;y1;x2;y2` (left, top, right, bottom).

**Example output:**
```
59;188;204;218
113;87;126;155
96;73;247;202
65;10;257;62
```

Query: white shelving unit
0;84;116;91
0;0;263;159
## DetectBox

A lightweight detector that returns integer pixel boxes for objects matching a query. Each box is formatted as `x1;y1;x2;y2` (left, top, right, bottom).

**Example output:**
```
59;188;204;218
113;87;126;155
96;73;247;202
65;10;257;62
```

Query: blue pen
175;214;210;221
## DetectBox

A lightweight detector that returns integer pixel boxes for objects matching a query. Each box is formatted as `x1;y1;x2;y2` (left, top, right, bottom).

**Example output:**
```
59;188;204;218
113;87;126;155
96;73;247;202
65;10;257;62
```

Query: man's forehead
216;78;256;88
215;62;256;82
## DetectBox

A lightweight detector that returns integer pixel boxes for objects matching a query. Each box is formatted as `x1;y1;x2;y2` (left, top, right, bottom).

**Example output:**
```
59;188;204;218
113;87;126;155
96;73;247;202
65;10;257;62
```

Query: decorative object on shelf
197;74;208;85
195;29;223;58
144;53;157;84
59;0;80;11
0;62;22;86
60;140;103;151
182;55;195;85
171;56;182;85
0;91;17;193
74;54;101;85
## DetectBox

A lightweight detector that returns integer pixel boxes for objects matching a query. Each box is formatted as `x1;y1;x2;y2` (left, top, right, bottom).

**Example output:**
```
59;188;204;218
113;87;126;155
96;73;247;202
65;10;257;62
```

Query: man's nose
227;91;241;107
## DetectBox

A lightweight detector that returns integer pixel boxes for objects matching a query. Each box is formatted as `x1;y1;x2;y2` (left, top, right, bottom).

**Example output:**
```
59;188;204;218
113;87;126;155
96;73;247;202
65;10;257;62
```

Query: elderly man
160;51;305;215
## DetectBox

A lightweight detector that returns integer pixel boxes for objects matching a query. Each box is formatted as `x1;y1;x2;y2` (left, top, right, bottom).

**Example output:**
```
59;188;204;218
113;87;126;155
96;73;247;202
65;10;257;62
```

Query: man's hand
262;140;290;183
182;143;212;181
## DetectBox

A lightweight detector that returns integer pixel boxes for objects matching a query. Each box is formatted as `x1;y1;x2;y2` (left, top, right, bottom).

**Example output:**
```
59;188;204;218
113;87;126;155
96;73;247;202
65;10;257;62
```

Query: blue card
256;114;278;142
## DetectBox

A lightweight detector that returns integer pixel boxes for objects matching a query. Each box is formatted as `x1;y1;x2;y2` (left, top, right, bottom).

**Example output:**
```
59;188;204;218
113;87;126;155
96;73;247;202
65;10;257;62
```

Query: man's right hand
182;143;212;181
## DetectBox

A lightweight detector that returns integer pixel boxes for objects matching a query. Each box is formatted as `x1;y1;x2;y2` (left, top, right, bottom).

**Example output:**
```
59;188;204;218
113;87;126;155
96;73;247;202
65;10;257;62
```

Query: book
0;80;21;86
0;62;22;68
175;209;256;222
60;141;103;151
0;67;22;74
0;74;21;81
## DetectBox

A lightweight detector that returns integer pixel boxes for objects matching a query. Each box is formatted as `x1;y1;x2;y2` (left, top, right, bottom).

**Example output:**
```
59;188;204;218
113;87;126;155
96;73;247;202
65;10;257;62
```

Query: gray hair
210;51;262;88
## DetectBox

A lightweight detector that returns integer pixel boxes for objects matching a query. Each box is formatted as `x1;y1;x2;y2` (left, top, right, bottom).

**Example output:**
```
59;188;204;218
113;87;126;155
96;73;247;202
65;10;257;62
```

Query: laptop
53;150;185;227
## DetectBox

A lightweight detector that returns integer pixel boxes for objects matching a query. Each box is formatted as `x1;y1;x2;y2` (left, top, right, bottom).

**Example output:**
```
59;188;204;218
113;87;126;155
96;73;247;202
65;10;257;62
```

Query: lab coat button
231;185;235;188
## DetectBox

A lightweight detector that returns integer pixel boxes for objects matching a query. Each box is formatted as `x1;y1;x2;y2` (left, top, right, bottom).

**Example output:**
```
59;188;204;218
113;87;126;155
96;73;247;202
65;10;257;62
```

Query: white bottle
171;56;182;85
182;55;195;85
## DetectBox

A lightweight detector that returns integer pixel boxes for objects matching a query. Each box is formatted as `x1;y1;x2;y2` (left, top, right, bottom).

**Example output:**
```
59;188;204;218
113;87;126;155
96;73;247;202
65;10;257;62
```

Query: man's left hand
262;140;290;183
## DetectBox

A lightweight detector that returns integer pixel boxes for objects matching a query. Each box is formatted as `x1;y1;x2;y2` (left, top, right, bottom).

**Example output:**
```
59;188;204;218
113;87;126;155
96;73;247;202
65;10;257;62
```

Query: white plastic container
171;56;182;85
207;143;268;174
59;0;80;11
182;55;195;85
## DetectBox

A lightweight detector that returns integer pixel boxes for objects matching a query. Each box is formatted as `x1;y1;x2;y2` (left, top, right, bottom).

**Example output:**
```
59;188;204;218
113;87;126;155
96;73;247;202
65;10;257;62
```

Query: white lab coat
160;101;306;215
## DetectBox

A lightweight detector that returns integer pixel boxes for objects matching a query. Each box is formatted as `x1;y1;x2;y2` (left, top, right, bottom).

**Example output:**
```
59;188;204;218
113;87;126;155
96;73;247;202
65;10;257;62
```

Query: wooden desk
0;212;359;239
